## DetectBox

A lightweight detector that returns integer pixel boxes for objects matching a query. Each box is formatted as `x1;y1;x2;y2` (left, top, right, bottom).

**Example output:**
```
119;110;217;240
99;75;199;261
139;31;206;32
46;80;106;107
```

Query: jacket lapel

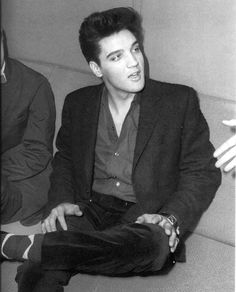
81;84;104;185
133;80;165;170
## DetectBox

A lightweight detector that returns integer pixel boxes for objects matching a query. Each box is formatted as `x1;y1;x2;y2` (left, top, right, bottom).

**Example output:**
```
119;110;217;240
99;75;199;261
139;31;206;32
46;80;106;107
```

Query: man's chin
131;79;145;93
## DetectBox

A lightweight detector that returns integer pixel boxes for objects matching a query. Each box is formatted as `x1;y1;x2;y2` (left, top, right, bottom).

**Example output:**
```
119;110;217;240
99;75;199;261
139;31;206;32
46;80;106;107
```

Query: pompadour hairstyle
79;7;143;64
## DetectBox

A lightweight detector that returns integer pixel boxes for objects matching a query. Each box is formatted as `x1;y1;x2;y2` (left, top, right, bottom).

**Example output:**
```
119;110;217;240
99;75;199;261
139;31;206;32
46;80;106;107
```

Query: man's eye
110;54;121;61
133;46;140;53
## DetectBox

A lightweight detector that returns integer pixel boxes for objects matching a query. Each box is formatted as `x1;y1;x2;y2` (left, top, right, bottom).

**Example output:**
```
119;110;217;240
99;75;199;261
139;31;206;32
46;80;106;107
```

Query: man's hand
214;119;236;172
135;214;179;253
41;203;83;233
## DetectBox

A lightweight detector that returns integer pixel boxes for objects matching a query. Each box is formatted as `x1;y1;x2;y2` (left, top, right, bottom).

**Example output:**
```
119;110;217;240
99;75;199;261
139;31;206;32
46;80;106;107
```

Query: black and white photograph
1;1;235;291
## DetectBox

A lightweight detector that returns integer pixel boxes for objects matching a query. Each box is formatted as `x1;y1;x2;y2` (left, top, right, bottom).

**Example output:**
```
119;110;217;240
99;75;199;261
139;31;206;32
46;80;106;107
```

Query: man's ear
89;61;103;78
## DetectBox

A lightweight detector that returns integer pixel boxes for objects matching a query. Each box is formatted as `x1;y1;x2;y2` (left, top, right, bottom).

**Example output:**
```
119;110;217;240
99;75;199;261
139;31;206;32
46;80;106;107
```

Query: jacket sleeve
160;88;221;235
1;79;56;181
44;95;76;217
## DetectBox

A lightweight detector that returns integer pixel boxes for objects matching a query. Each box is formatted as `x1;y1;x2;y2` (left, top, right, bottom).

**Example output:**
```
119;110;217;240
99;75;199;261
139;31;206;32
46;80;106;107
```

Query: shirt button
114;152;120;157
116;181;120;187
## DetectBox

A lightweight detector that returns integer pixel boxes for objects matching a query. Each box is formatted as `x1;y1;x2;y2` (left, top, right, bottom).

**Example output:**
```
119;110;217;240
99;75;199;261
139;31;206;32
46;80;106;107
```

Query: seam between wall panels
18;57;92;76
193;231;235;248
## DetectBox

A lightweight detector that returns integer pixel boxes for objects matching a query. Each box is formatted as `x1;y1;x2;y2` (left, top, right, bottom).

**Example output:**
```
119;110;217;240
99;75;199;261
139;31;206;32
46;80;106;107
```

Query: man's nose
127;53;138;67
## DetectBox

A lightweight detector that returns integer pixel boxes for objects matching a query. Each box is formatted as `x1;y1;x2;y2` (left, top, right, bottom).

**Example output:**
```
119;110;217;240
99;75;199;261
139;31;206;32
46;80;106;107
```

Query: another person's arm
1;78;56;180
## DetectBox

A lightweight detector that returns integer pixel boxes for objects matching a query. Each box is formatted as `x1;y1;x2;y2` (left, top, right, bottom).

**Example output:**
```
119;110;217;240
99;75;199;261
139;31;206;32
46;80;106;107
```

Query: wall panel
2;0;133;71
140;0;236;100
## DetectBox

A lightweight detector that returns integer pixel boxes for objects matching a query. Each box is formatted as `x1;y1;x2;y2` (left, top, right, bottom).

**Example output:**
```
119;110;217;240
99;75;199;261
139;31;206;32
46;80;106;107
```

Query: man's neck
107;90;135;115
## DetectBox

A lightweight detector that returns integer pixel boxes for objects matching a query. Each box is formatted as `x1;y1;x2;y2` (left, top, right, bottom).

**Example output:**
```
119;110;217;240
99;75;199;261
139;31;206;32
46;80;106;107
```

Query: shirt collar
101;86;140;107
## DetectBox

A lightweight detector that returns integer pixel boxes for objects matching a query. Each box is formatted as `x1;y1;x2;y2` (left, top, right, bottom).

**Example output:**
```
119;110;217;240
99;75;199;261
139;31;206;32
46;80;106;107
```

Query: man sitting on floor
1;7;221;292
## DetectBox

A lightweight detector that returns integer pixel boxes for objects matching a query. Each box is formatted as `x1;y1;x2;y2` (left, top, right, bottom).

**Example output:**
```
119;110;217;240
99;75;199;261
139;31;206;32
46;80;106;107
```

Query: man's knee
146;223;170;269
129;223;170;272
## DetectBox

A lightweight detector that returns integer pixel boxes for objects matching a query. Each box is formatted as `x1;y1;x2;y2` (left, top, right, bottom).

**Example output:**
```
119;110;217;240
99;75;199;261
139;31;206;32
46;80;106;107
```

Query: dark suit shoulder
65;83;103;105
146;78;198;104
147;78;195;95
8;58;50;86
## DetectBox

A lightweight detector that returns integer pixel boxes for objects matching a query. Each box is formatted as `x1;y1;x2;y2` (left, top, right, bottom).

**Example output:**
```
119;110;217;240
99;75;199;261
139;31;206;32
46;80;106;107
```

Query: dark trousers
16;192;172;292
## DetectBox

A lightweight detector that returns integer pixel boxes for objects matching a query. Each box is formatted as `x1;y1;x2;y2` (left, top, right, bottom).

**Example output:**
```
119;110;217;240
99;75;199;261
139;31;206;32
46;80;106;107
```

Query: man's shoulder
145;78;197;106
9;58;49;84
146;78;194;95
66;83;103;103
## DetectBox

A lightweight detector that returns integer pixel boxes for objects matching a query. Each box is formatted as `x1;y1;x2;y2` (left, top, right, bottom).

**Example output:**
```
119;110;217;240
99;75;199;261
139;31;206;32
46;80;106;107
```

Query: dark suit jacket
1;58;56;224
45;78;221;237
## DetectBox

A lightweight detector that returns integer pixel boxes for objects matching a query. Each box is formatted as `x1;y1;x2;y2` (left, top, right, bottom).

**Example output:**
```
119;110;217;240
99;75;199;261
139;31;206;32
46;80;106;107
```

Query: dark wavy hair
79;7;143;65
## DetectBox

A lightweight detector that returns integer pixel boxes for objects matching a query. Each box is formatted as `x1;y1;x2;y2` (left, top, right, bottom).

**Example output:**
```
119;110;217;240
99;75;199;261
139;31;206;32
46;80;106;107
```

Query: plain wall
2;0;236;102
136;0;236;101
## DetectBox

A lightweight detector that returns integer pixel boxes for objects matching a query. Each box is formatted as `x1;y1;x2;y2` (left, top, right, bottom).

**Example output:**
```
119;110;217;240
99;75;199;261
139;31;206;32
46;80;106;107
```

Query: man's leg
2;223;170;288
15;213;97;292
42;222;170;275
2;200;171;290
15;261;71;292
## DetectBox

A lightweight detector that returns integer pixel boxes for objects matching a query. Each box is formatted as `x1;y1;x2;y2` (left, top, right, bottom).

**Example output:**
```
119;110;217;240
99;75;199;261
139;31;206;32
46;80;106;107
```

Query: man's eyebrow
106;40;139;59
106;49;123;59
132;41;139;47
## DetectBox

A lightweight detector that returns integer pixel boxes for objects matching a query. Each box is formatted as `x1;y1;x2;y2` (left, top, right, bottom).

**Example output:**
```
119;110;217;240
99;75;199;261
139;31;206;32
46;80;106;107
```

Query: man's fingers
135;216;145;224
170;237;179;253
63;204;82;216
214;136;236;158
162;221;172;236
136;214;163;224
41;222;46;234
55;206;67;230
44;218;53;233
169;230;177;247
215;146;236;167
223;157;236;172
222;119;236;127
57;214;68;230
49;216;57;232
73;205;83;216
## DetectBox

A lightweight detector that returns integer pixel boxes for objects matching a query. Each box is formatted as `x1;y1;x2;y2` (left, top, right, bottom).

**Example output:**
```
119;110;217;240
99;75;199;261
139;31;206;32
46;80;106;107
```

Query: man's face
91;29;145;97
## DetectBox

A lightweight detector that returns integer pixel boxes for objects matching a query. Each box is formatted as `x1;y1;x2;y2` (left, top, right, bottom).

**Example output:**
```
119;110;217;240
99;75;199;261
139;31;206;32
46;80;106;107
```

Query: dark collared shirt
92;89;140;202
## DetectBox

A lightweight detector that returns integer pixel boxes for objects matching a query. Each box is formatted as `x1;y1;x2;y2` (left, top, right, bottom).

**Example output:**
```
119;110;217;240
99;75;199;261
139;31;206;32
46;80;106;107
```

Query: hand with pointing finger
41;203;83;234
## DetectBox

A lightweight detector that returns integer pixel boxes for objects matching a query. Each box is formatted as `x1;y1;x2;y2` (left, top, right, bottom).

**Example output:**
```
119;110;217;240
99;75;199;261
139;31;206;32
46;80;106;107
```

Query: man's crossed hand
136;214;179;253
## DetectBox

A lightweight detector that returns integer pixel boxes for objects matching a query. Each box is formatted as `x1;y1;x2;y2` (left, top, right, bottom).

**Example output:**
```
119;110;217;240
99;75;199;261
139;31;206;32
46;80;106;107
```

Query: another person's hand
214;119;236;172
41;203;83;233
135;214;179;252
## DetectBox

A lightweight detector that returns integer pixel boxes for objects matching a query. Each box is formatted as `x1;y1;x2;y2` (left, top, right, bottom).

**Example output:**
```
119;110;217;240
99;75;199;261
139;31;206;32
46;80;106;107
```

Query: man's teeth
130;72;139;77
